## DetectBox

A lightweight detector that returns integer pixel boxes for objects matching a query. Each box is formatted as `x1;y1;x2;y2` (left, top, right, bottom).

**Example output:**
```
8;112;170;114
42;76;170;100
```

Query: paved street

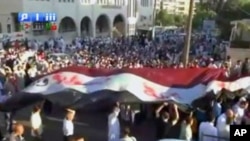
0;106;155;141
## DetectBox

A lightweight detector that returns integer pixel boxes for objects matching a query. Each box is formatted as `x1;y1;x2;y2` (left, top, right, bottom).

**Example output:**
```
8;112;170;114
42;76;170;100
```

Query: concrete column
92;24;96;37
77;24;81;37
110;21;113;38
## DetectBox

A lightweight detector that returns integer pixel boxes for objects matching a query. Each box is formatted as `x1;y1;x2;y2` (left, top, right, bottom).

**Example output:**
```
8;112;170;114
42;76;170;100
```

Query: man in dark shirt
162;103;180;139
155;103;170;139
156;111;170;139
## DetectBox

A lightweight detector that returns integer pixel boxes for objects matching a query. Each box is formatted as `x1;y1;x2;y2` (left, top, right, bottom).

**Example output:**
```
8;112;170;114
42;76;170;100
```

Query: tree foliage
155;10;186;26
217;0;250;39
192;4;217;29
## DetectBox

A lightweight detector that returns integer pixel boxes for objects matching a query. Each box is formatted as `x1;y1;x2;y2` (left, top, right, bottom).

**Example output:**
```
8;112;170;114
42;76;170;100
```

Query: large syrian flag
0;66;249;111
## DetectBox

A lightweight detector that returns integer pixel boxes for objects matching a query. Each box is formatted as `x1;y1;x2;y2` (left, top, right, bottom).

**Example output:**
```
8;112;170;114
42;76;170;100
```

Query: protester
69;136;84;141
162;103;180;139
199;113;218;141
179;116;193;141
63;109;76;141
120;127;136;141
4;123;25;141
216;108;234;140
233;97;248;125
155;102;169;139
30;105;43;140
213;97;223;119
108;106;120;141
120;105;134;126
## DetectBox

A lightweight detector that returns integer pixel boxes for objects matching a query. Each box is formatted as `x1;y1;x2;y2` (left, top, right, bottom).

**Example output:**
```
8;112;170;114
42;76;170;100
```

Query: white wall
0;0;24;33
0;0;139;39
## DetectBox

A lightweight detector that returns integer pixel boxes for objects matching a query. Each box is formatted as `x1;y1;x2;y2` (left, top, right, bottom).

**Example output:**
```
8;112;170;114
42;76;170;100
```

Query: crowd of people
0;31;249;141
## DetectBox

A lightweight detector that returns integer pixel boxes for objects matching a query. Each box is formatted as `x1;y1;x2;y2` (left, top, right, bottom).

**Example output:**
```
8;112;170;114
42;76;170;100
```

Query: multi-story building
0;0;202;40
0;0;142;40
155;0;200;15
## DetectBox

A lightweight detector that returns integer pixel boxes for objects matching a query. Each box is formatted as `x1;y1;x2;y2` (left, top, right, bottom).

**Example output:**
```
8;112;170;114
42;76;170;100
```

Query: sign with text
18;12;57;22
230;125;250;140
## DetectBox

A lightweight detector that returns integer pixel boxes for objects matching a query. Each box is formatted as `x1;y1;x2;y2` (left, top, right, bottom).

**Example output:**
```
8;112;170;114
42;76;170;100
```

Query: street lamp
182;0;194;67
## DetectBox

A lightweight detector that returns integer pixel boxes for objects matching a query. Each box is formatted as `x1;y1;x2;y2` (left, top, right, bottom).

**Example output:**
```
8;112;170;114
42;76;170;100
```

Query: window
178;7;185;11
178;2;185;5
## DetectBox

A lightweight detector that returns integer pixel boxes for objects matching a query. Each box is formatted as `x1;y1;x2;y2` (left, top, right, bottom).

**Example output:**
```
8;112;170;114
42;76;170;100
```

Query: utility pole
182;0;195;67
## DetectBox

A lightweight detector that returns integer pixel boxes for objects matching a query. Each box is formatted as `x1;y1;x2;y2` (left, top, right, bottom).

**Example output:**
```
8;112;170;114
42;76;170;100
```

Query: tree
192;5;217;29
155;10;186;26
217;0;250;39
155;10;175;26
174;15;187;26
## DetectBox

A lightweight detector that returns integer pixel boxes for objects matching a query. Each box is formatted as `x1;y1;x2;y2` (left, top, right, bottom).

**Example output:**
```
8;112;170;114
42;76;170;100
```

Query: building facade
0;0;144;40
155;0;199;15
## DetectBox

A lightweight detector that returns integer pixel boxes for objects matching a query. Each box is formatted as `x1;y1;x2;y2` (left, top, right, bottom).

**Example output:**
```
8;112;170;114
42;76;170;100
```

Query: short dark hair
122;127;131;136
32;105;40;113
207;112;215;122
69;135;84;141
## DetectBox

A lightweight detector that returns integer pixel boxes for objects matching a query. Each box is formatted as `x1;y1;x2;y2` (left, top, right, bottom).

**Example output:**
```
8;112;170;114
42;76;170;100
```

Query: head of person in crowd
12;123;25;136
236;60;242;66
225;108;234;124
238;97;248;109
69;136;84;141
112;106;120;117
121;127;131;137
66;108;76;121
161;111;170;122
32;105;41;114
115;101;120;107
125;105;131;110
245;57;249;63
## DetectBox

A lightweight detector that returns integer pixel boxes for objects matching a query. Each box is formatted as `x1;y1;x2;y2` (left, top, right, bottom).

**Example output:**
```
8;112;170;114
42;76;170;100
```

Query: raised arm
170;103;179;125
155;102;167;118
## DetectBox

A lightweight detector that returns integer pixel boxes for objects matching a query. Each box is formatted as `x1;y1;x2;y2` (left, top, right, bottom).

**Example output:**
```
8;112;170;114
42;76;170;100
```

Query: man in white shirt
63;109;75;141
30;105;43;140
108;106;120;141
199;113;218;141
216;109;234;141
